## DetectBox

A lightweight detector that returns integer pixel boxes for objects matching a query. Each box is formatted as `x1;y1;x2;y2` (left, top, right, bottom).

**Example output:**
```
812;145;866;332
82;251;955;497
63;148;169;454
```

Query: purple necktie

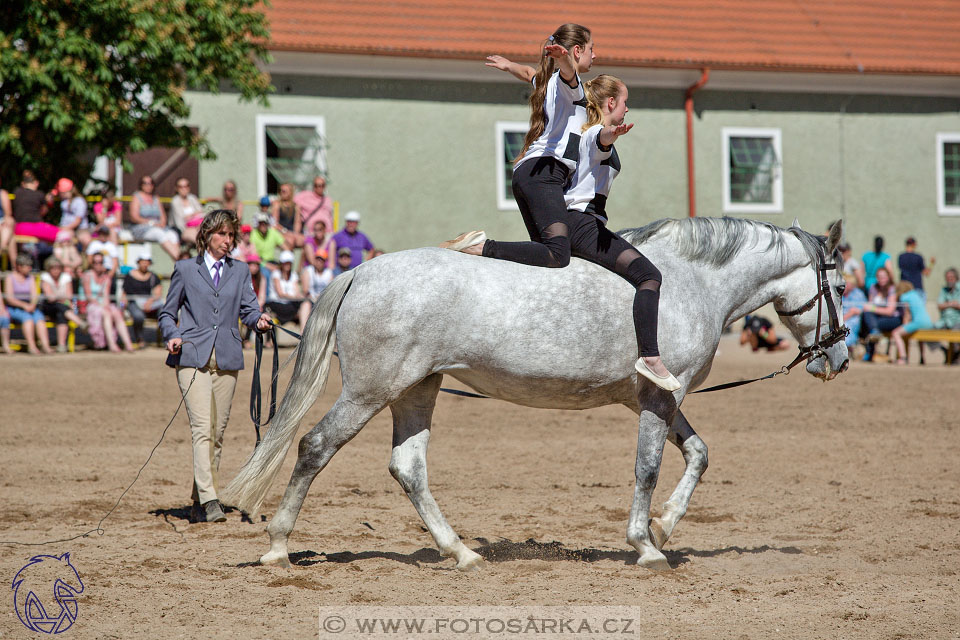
213;261;222;288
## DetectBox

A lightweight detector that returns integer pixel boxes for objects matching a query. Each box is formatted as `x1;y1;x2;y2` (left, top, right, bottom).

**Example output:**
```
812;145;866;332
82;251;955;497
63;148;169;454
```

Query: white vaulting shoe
635;358;682;392
439;230;487;252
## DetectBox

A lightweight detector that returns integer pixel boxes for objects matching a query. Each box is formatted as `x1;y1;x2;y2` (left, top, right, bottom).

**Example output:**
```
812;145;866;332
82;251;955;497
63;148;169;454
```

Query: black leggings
483;157;663;357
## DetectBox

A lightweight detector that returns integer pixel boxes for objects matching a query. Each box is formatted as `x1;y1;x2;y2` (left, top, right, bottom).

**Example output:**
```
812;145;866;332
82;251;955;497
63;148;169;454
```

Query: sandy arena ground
1;337;958;639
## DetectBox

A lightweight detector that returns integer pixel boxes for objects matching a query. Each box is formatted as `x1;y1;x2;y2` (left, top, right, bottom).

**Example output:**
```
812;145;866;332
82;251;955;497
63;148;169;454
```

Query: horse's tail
221;269;356;516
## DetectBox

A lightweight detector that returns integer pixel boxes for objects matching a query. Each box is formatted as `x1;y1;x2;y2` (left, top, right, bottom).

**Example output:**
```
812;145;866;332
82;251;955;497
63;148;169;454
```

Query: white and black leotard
564;123;621;223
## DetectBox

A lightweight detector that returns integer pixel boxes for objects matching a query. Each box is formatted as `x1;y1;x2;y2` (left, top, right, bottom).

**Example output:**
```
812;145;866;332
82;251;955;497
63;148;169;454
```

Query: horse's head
776;219;850;380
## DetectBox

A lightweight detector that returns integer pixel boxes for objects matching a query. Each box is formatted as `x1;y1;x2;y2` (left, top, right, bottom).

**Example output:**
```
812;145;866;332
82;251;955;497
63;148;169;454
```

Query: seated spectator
860;266;900;362
0;176;12;259
177;247;193;261
4;254;53;355
890;281;933;365
0;287;12;354
862;235;894;292
294;175;333;244
370;248;385;259
333;247;353;276
169;176;205;245
82;253;135;352
250;212;288;266
739;314;789;352
839;243;864;290
53;228;84;278
93;188;127;243
40;256;86;352
303;220;332;270
232;224;254;260
55;178;92;249
935;267;960;361
6;171;58;265
242;252;268;348
266;250;310;333
129;175;180;260
86;226;120;278
302;247;334;300
270;183;302;248
841;274;867;350
205;180;244;218
121;253;163;348
329;211;374;270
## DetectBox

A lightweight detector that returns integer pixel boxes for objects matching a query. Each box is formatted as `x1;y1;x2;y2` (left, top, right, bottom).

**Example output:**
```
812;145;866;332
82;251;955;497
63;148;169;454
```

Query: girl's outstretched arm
485;55;536;82
544;44;578;85
598;123;634;148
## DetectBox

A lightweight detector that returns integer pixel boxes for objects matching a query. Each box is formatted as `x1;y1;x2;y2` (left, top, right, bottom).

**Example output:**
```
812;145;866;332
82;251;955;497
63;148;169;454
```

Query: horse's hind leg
626;391;677;570
261;397;380;567
388;374;483;571
648;409;708;550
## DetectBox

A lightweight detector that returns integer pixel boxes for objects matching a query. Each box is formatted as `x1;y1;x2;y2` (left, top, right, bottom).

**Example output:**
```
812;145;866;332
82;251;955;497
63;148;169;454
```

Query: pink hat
56;178;74;194
244;252;261;263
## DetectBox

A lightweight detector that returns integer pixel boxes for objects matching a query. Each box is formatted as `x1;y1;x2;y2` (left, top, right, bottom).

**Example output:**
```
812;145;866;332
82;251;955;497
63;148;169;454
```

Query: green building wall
186;75;960;291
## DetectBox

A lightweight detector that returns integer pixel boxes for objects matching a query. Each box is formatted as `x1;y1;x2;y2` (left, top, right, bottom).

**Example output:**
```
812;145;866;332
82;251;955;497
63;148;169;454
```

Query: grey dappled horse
222;217;849;570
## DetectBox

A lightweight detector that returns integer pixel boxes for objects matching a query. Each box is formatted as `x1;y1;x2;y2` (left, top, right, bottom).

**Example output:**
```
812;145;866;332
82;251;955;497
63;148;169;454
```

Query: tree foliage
0;0;272;189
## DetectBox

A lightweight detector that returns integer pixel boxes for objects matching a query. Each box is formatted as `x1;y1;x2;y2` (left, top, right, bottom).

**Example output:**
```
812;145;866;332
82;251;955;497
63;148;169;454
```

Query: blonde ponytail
582;75;625;131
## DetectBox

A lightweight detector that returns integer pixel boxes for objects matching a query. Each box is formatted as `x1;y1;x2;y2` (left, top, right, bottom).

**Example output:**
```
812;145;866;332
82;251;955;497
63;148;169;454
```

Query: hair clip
548;35;555;42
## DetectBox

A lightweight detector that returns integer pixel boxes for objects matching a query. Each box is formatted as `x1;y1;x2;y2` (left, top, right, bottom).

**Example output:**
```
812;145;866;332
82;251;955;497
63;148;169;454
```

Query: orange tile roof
264;0;960;75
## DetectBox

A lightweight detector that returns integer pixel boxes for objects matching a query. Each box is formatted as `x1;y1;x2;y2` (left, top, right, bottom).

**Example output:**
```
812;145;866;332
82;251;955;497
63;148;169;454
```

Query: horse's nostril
839;359;849;373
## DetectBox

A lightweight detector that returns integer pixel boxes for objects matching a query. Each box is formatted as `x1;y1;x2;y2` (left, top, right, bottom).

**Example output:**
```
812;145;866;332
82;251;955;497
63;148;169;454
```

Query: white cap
278;250;295;264
137;252;153;262
344;210;361;222
254;212;271;224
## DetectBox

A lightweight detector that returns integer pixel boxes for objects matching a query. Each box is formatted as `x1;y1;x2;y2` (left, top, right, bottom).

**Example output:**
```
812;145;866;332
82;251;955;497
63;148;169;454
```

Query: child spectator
4;254;53;355
266;250;310;333
86;226;120;277
82;253;135;352
333;247;353;276
841;273;867;350
739;314;790;352
890;281;933;365
242;252;267;348
303;220;331;270
40;256;86;352
55;178;92;248
121;253;163;348
93;188;126;243
302;247;334;301
860;266;900;362
250;212;287;265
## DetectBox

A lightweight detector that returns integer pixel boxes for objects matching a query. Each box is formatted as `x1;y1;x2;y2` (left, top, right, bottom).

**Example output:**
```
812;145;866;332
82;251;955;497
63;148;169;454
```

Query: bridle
775;244;850;369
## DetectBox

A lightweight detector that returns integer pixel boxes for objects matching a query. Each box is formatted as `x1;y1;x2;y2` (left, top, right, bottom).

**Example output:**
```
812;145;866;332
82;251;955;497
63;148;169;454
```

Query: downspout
685;68;710;217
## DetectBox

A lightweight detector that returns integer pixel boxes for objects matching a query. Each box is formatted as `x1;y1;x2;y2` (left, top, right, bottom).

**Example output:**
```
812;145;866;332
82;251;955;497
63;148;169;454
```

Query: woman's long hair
195;209;240;255
516;23;592;161
582;75;624;131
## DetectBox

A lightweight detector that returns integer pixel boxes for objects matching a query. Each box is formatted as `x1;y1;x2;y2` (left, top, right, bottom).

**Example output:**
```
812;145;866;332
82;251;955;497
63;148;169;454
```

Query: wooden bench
902;328;960;365
9;319;79;353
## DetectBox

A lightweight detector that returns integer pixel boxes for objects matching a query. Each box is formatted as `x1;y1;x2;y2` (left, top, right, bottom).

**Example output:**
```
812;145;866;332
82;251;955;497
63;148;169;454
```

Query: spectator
129;175;180;260
40;256;86;352
250;212;287;266
270;182;302;247
332;247;353;276
4;254;53;355
739;314;790;352
86;225;120;277
121;253;163;348
838;243;864;290
242;252;267;348
294;175;333;244
303;220;332;270
256;195;271;218
302;247;334;301
205;180;244;219
266;250;310;333
897;237;935;302
82;253;135;352
177;248;194;261
5;171;57;265
841;273;867;350
93;188;127;243
52;226;84;278
169;176;205;245
0;290;11;354
370;248;385;259
232;224;254;260
890;281;933;365
0;177;12;257
860;266;900;362
862;235;893;292
55;178;92;249
329;211;374;270
935;267;960;362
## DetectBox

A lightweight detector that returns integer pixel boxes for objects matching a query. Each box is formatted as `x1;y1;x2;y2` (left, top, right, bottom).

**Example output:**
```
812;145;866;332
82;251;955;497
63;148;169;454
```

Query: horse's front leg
626;390;677;570
648;409;708;550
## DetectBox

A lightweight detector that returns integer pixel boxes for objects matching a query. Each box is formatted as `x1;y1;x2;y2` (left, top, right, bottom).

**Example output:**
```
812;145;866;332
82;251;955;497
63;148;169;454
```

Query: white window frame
496;121;528;210
255;114;326;197
722;127;783;214
936;132;960;216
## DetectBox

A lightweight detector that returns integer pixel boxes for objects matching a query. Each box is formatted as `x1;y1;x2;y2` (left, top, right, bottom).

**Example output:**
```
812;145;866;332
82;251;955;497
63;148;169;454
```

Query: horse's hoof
455;550;485;572
260;550;292;568
648;517;669;551
637;550;671;571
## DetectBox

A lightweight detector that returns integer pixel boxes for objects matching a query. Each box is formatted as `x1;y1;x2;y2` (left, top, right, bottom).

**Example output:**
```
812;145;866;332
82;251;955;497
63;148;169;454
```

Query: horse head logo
12;552;84;634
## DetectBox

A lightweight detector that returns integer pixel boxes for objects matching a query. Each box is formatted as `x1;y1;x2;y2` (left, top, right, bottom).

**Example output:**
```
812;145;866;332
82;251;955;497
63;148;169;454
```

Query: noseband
776;245;849;365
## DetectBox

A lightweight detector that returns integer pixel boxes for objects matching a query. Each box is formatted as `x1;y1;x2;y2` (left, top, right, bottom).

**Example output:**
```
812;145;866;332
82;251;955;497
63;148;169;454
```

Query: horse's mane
618;217;828;269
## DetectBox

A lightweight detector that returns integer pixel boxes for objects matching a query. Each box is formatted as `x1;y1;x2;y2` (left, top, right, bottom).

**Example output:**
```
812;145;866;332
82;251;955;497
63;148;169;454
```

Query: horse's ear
826;219;843;253
792;217;802;230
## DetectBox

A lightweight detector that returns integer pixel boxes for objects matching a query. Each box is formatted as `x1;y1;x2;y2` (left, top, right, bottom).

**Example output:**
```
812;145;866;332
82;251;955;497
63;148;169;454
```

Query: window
937;133;960;216
722;127;783;214
496;121;528;210
255;115;327;197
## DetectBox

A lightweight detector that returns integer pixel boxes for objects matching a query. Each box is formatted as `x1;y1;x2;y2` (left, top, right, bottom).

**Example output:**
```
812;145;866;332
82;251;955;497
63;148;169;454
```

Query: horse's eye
837;284;846;296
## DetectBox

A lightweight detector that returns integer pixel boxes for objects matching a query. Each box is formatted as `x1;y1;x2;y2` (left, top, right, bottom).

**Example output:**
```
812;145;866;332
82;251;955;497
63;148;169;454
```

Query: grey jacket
158;255;262;370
